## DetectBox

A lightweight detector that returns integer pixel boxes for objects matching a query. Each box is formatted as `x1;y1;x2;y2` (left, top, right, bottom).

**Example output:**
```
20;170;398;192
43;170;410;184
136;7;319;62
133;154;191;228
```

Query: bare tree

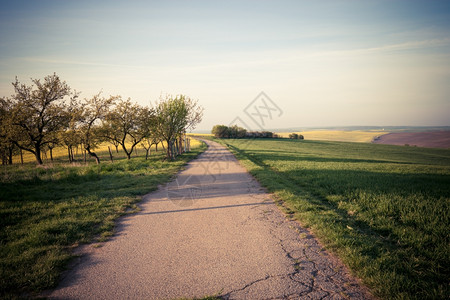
6;74;77;164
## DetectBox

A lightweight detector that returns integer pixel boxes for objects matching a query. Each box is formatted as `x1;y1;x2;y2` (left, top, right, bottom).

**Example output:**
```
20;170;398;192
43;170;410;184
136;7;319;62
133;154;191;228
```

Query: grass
0;141;207;298
216;137;449;299
276;130;388;143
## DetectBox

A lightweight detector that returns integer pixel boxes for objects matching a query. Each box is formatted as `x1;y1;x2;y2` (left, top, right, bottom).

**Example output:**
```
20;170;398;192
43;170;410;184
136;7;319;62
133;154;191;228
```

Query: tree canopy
154;94;203;160
0;74;203;164
5;74;78;164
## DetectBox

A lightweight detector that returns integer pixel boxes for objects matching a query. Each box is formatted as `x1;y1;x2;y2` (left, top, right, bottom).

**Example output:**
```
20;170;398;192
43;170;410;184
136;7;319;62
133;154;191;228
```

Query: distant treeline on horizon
192;125;450;134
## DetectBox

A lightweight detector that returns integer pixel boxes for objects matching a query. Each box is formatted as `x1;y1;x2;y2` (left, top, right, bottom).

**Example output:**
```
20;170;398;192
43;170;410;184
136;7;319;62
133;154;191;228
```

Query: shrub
288;133;304;140
211;125;230;138
212;125;277;139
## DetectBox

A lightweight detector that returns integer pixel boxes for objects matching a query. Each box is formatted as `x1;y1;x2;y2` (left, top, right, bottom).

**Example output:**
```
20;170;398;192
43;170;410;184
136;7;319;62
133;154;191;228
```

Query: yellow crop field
277;130;388;143
12;137;203;164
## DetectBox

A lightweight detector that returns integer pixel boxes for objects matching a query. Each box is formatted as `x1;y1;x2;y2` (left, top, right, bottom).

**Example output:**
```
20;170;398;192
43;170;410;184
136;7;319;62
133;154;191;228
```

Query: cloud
163;37;450;73
308;38;450;58
22;57;146;69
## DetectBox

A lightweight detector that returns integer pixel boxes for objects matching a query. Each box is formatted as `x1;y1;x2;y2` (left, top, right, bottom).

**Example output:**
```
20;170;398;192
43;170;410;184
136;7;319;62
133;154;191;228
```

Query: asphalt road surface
48;139;372;299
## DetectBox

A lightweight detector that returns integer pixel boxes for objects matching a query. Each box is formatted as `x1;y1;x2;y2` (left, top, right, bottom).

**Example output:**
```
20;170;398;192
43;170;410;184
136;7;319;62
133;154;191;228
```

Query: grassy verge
216;138;449;299
0;142;207;298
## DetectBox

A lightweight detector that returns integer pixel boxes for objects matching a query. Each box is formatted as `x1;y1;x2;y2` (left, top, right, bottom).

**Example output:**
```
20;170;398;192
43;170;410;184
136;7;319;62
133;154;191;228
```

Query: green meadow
0;142;206;298
219;138;449;299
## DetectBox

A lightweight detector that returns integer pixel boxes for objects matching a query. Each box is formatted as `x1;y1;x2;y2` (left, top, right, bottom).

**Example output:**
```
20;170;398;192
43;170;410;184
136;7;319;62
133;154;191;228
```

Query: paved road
49;140;372;299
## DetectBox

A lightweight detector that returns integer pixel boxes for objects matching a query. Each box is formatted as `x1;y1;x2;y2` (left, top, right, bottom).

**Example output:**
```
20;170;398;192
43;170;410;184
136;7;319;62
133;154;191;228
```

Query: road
49;139;371;299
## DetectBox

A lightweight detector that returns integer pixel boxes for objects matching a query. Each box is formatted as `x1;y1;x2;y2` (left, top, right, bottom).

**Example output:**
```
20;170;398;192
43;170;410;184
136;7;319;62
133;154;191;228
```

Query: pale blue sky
1;0;449;131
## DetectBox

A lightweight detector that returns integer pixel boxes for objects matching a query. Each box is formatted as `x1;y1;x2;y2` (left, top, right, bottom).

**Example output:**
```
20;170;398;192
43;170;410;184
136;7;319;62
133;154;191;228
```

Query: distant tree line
288;133;304;140
212;124;304;140
0;74;203;165
212;124;280;139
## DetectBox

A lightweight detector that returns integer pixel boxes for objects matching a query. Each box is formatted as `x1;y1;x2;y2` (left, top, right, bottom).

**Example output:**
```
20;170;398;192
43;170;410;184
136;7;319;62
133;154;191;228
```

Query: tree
45;141;58;162
60;107;82;163
60;128;80;163
102;97;154;160
154;94;203;160
229;125;247;138
212;124;229;138
0;98;16;165
140;136;159;160
289;133;299;139
211;124;247;139
288;133;304;140
140;116;160;160
78;93;116;164
6;74;77;164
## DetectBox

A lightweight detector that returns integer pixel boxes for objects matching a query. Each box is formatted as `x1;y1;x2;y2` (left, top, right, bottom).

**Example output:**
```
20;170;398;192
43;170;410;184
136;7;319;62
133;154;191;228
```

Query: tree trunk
180;136;183;154
174;139;178;158
8;148;13;165
35;145;43;165
166;140;171;160
68;146;72;163
90;151;100;164
86;147;100;164
49;148;53;161
20;148;24;165
145;149;149;160
180;137;183;154
121;144;132;160
108;146;114;162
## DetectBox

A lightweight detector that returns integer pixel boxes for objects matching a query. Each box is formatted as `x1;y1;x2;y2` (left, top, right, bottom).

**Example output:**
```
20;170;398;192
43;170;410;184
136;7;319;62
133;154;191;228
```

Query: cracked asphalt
48;139;373;299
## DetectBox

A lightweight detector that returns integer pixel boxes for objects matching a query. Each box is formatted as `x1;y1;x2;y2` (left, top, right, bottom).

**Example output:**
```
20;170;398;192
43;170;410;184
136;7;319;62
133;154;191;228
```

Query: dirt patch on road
373;131;450;149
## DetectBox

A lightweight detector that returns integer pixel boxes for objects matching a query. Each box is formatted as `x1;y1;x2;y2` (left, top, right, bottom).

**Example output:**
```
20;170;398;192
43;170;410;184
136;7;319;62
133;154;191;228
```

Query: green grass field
0;141;206;298
218;138;449;299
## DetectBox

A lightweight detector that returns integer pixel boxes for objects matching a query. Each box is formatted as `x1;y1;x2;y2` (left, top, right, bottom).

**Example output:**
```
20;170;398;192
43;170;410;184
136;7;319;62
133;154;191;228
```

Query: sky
1;0;449;132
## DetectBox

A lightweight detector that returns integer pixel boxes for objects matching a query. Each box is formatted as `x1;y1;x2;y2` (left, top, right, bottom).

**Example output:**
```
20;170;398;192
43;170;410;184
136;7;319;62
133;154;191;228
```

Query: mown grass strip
216;137;449;300
0;142;207;298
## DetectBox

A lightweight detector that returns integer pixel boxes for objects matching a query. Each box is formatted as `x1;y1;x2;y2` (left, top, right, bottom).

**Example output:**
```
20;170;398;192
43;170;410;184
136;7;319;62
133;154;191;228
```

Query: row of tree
212;124;305;140
0;74;203;165
288;133;304;140
212;124;278;139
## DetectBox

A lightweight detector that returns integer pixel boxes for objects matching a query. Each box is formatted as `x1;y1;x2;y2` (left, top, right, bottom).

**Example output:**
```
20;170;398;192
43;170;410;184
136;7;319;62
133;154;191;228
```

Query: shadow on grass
0;146;207;298
228;143;450;299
